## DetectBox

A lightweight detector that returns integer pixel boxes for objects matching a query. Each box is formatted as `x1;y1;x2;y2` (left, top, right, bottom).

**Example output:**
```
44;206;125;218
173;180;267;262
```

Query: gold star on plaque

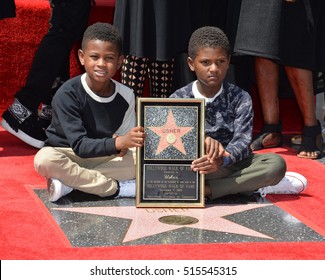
148;110;193;155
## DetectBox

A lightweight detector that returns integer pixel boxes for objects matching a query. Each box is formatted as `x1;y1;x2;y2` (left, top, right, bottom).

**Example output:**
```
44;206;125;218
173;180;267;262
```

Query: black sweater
45;74;136;158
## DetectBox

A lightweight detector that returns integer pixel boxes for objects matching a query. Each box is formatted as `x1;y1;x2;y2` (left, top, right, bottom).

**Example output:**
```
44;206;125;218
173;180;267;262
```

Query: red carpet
1;126;324;260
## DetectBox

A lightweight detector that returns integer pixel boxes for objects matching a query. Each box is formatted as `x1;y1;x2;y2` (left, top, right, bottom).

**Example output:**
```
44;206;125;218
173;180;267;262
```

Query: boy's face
78;39;123;86
187;47;230;97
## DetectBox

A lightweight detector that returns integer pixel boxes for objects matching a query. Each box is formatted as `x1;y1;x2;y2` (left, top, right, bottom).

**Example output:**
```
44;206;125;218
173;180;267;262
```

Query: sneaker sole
47;179;59;202
47;178;73;202
285;171;308;193
1;119;44;149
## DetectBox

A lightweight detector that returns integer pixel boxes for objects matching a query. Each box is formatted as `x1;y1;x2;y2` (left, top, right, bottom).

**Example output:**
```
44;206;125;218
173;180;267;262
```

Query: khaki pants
207;153;286;199
34;147;136;197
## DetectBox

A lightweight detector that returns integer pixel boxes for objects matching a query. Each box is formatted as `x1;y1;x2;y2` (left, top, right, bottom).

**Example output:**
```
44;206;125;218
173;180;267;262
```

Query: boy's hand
191;155;223;174
205;137;225;162
191;137;231;174
112;134;128;157
115;126;145;150
115;148;128;157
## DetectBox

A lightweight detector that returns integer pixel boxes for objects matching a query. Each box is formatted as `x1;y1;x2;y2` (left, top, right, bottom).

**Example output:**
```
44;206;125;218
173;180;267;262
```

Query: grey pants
206;153;286;199
34;147;136;197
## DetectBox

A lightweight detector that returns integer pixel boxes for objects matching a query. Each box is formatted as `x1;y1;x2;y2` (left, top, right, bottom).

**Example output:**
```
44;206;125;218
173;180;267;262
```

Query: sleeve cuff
221;156;232;167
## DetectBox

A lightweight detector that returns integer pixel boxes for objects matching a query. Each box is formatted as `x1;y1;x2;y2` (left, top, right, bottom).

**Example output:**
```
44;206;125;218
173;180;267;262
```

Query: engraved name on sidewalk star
56;204;272;243
148;110;193;155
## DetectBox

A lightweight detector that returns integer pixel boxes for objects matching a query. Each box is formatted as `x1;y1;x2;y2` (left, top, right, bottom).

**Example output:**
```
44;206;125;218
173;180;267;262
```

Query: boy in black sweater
34;22;145;202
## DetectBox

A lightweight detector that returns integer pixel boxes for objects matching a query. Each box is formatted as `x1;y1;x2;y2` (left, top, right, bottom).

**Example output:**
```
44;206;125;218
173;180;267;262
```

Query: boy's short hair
188;26;230;59
81;22;122;55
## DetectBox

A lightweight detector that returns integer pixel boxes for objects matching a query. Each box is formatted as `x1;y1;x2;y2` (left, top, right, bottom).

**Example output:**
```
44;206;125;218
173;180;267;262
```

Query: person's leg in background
280;0;323;159
315;88;325;153
1;0;91;148
285;67;322;158
0;0;16;19
250;57;283;151
120;55;174;98
148;59;174;97
120;55;149;97
251;0;323;159
251;58;322;159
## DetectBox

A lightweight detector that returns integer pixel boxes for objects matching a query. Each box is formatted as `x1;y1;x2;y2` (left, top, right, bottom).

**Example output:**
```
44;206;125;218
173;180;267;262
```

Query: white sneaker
47;178;73;202
116;179;136;198
257;171;307;197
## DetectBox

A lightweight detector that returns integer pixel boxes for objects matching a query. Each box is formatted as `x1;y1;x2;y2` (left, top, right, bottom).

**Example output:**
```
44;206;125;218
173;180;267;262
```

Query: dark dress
113;0;230;61
234;0;325;72
113;0;192;61
234;0;281;60
113;0;231;95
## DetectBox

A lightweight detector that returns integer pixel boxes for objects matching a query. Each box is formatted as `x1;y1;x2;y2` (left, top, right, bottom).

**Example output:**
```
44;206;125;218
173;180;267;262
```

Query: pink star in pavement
56;204;273;243
148;110;193;155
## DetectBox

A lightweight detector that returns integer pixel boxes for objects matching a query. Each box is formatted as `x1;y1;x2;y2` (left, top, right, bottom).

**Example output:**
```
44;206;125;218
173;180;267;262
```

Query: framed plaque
136;98;205;208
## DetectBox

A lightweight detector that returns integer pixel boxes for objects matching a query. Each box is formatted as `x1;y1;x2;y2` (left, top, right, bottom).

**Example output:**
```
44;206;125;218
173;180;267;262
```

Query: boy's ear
78;49;85;66
187;57;195;72
117;55;124;70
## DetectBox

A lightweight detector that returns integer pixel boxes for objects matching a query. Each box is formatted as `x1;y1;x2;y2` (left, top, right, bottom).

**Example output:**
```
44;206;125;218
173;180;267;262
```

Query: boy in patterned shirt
170;26;307;199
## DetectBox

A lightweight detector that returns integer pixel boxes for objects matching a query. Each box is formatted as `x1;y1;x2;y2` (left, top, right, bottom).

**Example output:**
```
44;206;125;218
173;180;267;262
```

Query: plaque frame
136;98;205;208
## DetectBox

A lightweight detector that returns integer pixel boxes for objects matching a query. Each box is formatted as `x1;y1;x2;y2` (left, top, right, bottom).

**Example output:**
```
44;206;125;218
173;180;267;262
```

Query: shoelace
258;187;273;198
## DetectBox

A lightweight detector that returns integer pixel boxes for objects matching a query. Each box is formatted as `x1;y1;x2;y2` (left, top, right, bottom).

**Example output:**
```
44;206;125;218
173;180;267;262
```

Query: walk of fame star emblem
55;204;273;243
148;110;193;155
34;188;325;247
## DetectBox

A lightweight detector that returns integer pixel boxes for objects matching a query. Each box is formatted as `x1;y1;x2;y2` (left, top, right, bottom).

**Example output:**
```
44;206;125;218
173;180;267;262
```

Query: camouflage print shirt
169;81;253;166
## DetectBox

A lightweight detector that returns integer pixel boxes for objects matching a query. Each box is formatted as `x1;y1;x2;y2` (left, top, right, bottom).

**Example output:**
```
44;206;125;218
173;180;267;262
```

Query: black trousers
15;0;91;112
0;0;16;19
